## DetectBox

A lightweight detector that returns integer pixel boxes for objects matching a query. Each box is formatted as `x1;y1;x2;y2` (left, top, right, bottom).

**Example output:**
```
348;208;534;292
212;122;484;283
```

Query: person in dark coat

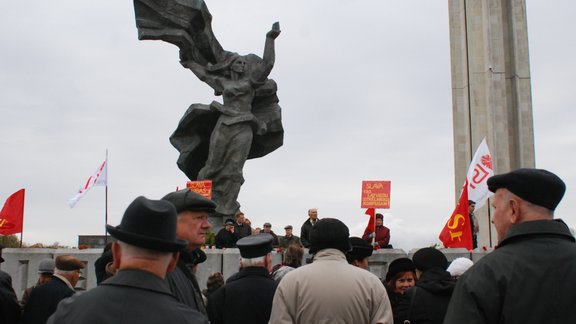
20;258;55;307
261;222;279;246
0;257;20;324
277;225;301;249
21;255;84;324
233;211;252;239
300;208;319;248
395;248;455;324
207;234;277;324
94;243;115;285
47;196;208;324
162;188;218;316
215;218;239;248
444;168;576;324
383;257;416;314
346;237;373;269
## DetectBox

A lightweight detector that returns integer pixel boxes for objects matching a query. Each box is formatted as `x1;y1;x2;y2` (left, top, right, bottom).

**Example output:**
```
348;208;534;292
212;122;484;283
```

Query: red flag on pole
0;189;25;235
439;181;473;250
364;208;376;233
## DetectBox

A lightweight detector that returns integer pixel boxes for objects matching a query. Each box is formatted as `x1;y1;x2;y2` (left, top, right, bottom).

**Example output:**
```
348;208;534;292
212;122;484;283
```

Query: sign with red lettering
361;181;391;209
186;180;212;200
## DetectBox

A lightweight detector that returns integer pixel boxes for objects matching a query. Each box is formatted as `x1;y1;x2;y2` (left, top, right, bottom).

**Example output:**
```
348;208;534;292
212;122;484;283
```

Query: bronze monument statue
133;0;283;221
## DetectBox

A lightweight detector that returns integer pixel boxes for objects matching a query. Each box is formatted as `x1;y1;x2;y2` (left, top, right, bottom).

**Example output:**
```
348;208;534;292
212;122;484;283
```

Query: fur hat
488;168;566;211
385;257;416;282
347;237;373;259
412;247;448;271
106;196;187;252
309;218;352;254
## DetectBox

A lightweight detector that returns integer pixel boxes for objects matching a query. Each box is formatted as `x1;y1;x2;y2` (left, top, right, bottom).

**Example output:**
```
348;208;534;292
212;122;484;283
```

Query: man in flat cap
162;188;217;315
47;196;208;324
270;218;393;324
207;234;277;324
261;222;279;246
21;255;84;324
278;225;301;249
444;168;576;324
20;258;55;307
346;236;373;269
215;218;238;248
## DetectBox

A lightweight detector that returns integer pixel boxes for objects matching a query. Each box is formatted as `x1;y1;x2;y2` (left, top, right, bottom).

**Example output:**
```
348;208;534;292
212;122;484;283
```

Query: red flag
439;182;473;250
364;208;376;233
0;189;25;235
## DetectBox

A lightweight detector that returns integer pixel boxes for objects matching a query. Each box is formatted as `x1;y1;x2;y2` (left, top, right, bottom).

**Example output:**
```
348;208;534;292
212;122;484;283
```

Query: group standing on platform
1;168;575;324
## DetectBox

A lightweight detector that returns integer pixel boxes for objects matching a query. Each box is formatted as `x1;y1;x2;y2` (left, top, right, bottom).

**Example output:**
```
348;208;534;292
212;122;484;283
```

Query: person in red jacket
362;213;391;248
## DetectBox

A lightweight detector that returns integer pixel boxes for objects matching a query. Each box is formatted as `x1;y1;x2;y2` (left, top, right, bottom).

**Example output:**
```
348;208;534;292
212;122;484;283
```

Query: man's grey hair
117;241;173;264
54;269;78;276
240;255;267;268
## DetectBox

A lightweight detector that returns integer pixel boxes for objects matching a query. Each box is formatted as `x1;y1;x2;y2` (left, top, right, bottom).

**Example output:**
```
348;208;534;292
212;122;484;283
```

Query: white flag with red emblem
68;160;107;208
466;138;494;209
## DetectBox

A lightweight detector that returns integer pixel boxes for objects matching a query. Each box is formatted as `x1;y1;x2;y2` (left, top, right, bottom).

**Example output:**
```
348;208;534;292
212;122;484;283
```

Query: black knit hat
348;237;373;259
385;257;416;282
107;196;188;252
309;218;352;254
162;189;217;213
487;168;566;211
412;247;448;271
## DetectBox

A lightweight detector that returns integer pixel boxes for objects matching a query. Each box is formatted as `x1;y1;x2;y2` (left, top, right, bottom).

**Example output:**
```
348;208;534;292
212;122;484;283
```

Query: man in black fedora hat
270;218;393;324
207;234;277;324
444;168;576;324
162;188;217;316
47;196;208;324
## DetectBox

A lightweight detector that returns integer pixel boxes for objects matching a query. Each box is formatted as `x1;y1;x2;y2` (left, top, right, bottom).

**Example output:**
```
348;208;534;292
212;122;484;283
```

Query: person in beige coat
269;218;393;324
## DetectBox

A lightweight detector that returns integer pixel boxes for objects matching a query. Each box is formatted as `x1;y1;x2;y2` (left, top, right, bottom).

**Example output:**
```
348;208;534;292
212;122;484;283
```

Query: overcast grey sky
1;0;575;251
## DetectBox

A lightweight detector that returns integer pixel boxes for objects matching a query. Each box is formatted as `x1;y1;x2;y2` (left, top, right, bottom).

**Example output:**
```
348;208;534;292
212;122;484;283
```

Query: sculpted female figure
174;23;282;218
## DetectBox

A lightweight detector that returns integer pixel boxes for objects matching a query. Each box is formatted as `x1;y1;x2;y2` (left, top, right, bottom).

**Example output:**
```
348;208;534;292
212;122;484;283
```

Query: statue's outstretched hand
267;22;281;39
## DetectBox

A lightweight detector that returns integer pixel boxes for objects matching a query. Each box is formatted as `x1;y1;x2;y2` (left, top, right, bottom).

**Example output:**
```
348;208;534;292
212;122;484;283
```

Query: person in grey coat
47;196;208;324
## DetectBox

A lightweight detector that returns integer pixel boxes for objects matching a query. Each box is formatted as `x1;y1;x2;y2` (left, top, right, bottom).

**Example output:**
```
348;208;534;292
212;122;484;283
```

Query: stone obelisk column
448;0;535;247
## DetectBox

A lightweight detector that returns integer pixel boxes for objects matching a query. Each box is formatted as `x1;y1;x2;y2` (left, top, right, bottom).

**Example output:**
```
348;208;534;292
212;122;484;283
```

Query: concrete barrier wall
1;247;492;300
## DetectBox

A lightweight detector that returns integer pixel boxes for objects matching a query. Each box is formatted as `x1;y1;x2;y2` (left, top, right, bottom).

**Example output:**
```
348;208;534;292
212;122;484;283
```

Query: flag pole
372;209;376;246
105;150;109;245
20;189;25;248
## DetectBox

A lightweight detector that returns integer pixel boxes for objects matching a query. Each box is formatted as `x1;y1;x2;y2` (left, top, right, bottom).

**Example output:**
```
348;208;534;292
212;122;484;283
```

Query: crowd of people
1;168;575;324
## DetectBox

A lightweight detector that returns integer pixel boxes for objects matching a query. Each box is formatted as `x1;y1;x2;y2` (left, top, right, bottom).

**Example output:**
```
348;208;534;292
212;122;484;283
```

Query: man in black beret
21;255;84;324
346;237;373;269
162;188;217;316
270;218;393;323
445;168;576;324
47;196;208;324
207;234;276;324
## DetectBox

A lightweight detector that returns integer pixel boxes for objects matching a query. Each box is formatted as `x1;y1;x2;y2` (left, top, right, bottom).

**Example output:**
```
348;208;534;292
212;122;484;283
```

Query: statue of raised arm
134;1;284;220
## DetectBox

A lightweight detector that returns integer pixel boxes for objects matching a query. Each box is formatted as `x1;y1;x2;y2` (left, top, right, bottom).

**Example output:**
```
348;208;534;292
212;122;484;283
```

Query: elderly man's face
491;189;515;243
177;211;211;250
308;209;318;219
236;213;245;224
263;226;271;233
285;228;293;236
